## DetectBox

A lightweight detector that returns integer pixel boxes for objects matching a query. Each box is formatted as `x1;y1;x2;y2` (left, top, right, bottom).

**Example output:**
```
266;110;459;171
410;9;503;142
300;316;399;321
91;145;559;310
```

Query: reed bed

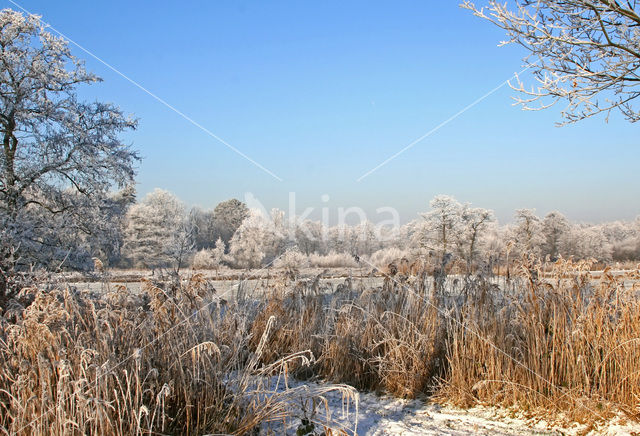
1;257;639;434
0;274;357;435
246;258;640;425
440;258;640;424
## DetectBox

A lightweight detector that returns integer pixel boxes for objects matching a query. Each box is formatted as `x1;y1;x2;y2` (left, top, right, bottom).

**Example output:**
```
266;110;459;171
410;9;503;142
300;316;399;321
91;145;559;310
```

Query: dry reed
1;256;639;434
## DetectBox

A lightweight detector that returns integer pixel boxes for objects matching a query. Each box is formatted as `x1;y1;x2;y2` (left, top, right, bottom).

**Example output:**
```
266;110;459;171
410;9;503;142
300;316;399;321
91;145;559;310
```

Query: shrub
369;247;412;269
273;247;309;270
192;249;218;269
308;251;358;268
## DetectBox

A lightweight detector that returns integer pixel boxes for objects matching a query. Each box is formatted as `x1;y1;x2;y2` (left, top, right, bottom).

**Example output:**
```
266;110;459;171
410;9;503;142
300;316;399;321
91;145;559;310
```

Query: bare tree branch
462;0;640;124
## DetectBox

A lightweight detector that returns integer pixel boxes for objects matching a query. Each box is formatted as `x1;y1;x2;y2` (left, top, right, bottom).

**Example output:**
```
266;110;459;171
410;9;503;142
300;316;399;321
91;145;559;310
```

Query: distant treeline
114;191;639;272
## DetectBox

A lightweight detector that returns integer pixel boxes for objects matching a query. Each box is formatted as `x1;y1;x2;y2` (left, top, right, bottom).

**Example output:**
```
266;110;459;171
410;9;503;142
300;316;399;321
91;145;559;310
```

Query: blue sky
7;0;639;223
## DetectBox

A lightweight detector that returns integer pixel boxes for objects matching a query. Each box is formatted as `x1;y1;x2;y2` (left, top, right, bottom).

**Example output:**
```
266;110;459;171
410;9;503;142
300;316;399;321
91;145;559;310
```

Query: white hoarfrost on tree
354;221;381;257
598;219;640;260
458;206;495;271
228;209;269;269
564;224;613;261
212;237;226;267
463;0;640;123
116;191;640;270
327;225;351;254
512;208;545;256
481;222;508;264
123;189;193;272
541;211;571;260
262;208;289;263
192;249;216;270
212;198;249;245
415;195;464;259
188;207;216;250
295;219;324;255
0;9;138;274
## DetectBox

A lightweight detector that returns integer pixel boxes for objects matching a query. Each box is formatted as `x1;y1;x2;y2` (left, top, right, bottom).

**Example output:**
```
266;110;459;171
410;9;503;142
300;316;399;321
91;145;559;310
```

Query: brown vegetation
441;259;640;424
0;274;356;435
1;258;639;434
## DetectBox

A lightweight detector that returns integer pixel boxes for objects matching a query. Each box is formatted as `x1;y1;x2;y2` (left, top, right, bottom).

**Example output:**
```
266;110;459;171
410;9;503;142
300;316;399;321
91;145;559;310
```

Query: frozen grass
1;257;639;434
308;251;360;268
0;275;357;435
440;258;640;424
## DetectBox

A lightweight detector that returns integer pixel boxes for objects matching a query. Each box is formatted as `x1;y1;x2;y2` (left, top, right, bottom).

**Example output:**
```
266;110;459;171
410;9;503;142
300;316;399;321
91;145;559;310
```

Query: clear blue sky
6;0;639;223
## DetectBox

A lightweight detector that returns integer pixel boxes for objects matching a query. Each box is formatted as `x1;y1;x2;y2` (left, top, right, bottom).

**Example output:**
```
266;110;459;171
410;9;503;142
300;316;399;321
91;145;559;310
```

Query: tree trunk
2;115;19;218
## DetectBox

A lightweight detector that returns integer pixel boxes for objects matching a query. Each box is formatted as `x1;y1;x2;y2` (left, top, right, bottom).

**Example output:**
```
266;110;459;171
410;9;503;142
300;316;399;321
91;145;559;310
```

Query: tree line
2;3;638;298
117;190;640;272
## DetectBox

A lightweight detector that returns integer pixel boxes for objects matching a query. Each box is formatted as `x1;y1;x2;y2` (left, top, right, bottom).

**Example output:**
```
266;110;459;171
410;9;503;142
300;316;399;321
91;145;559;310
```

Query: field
2;258;640;435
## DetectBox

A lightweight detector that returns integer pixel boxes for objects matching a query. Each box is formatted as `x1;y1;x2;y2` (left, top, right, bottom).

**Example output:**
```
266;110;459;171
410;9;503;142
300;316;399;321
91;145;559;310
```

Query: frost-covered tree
166;215;196;273
0;185;134;277
0;9;138;273
598;219;640;260
97;185;138;265
541;211;570;260
228;210;268;269
188;207;217;250
122;189;192;271
354;221;380;257
192;249;216;270
262;208;290;263
416;195;464;259
228;208;293;269
400;220;422;256
458;206;495;271
295;219;324;255
212;199;249;246
57;185;136;268
463;1;640;123
377;224;401;249
327;225;351;254
212;237;226;267
273;246;309;272
512;208;544;256
564;224;613;261
482;222;507;265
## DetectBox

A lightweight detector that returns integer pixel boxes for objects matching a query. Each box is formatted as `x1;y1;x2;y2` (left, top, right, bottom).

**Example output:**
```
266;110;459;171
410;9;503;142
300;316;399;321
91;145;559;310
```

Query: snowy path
259;378;640;436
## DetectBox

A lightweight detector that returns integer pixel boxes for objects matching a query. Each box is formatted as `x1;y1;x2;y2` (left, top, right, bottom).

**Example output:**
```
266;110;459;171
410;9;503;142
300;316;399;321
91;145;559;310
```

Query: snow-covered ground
258;377;640;436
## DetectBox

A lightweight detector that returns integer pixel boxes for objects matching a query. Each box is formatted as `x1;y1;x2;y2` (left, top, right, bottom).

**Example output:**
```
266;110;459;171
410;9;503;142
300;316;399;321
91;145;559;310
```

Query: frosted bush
369;247;411;269
273;248;309;270
192;249;217;269
308;251;358;268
